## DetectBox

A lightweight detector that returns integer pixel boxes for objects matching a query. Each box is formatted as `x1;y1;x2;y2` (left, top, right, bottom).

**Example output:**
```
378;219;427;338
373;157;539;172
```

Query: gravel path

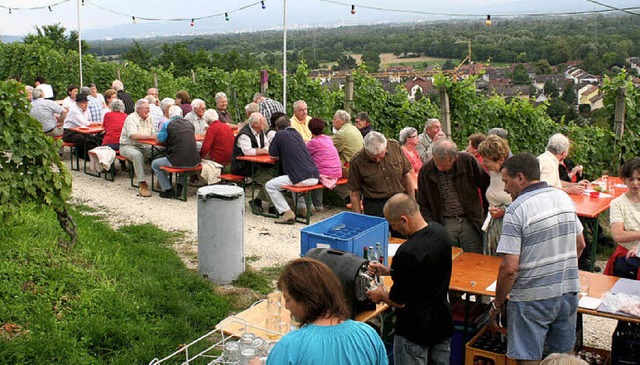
68;166;618;350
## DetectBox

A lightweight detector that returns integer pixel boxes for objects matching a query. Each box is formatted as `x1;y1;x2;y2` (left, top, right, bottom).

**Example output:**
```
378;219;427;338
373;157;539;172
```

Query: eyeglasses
408;135;418;138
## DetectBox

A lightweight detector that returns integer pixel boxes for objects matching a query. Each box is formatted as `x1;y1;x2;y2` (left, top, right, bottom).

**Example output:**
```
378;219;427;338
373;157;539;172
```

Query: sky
0;0;638;41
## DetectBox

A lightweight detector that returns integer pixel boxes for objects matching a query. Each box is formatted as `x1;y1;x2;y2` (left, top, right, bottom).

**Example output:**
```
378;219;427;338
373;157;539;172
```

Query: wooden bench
219;173;248;188
159;165;203;201
60;141;79;171
282;177;348;224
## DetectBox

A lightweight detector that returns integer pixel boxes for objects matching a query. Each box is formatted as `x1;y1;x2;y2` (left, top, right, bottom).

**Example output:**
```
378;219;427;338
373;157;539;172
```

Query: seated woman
306;117;342;212
477;135;512;256
101;99;127;151
250;257;388;365
605;157;640;279
399;127;422;175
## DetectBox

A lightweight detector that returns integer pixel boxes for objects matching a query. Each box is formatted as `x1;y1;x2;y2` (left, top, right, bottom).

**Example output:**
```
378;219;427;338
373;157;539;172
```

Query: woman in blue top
250;257;388;365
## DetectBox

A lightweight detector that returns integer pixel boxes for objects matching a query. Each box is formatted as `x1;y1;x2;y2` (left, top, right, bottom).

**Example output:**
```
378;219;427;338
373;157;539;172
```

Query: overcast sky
0;0;638;40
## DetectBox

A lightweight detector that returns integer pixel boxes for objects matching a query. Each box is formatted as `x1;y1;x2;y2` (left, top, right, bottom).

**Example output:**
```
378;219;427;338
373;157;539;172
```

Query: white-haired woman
399;127;422;175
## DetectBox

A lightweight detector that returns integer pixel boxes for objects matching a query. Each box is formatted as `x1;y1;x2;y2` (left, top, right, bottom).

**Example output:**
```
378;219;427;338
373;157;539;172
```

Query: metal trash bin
197;185;245;284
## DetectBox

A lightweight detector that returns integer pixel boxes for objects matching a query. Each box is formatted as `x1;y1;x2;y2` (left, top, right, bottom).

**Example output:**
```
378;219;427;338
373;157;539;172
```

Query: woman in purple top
306;117;342;211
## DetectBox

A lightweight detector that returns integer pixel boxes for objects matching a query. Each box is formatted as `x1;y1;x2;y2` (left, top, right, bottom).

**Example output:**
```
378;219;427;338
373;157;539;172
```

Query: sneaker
159;189;175;199
138;181;152;197
274;210;295;225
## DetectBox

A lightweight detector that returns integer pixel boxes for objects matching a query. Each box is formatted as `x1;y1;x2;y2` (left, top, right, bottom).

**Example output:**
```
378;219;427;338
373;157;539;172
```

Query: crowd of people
24;77;639;365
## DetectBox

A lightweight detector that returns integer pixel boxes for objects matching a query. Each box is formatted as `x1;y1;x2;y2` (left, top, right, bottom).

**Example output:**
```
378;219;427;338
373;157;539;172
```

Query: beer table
68;124;105;177
569;177;626;271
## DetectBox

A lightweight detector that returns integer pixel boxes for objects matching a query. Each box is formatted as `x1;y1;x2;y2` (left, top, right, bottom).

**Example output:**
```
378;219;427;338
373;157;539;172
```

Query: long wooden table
236;155;278;215
68;124;105;176
569;177;626;271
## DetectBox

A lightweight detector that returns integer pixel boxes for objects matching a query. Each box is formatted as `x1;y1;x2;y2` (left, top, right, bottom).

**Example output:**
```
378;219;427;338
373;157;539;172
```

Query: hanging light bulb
190;18;195;27
351;5;355;14
225;12;229;21
48;6;52;12
82;0;85;5
132;16;137;24
486;14;492;26
9;7;12;14
261;1;266;9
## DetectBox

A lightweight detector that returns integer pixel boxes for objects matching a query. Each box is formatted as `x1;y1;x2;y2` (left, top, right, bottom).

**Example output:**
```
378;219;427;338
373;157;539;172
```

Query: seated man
417;139;490;253
290;100;312;142
231;112;274;213
119;99;156;197
253;92;284;127
185;98;208;135
199;109;234;165
30;88;67;137
62;93;100;159
354;111;374;138
266;115;320;224
152;112;201;199
331;109;364;201
416;118;446;163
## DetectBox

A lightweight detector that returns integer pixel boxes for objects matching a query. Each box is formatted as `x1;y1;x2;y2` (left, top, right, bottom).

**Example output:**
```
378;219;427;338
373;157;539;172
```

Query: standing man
265;115;320;224
119;99;156;197
290;100;312;142
490;153;585;364
35;76;55;100
368;193;453;365
416;118;446;163
152;114;201;199
354;111;374;138
253;92;284;127
416;139;490;253
112;80;135;114
349;132;414;222
30;88;67;137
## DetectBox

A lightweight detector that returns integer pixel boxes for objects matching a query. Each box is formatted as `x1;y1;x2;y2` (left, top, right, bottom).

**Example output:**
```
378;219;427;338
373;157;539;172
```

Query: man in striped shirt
490;153;586;364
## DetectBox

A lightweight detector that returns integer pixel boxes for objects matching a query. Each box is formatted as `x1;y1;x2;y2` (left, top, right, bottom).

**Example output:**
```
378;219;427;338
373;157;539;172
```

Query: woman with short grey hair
102;99;128;151
399;127;422;174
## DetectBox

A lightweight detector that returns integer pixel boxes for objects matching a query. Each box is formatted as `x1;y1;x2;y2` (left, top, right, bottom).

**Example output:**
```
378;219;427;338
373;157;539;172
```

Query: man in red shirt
199;109;234;165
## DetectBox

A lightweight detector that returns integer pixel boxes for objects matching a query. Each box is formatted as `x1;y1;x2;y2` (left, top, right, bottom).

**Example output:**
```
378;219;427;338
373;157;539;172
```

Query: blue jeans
507;292;578;360
151;157;199;191
393;335;450;365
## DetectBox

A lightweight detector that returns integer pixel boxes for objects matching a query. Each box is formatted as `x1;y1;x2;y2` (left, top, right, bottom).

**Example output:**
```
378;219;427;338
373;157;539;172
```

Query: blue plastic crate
300;212;389;265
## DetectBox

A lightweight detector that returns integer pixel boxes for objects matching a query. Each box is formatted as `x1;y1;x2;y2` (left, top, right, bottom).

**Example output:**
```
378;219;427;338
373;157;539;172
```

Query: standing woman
399;127;422;176
605;157;640;279
250;257;388;365
477;135;512;255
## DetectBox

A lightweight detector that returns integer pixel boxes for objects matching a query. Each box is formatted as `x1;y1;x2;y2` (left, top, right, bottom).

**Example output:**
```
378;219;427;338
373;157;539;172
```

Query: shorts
507;292;578;360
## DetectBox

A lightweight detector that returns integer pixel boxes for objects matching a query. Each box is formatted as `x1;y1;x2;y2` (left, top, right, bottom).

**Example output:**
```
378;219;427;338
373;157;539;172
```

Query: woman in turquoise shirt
251;257;388;365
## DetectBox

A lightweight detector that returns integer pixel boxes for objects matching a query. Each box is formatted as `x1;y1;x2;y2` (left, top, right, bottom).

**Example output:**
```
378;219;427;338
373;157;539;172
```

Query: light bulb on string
132;16;137;24
82;0;84;5
9;8;11;14
225;12;229;21
48;6;52;12
351;5;355;14
486;14;491;26
190;18;195;27
261;1;266;9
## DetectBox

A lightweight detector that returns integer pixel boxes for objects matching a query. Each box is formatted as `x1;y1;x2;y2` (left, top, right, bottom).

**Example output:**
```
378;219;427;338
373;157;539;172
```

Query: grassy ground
0;204;277;365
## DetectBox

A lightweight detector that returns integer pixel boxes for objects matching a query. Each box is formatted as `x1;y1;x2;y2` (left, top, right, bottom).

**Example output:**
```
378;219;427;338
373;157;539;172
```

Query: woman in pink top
306;117;342;211
399;127;422;175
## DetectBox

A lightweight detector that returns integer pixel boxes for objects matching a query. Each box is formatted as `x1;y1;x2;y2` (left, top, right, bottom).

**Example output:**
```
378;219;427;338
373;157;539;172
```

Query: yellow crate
465;325;512;365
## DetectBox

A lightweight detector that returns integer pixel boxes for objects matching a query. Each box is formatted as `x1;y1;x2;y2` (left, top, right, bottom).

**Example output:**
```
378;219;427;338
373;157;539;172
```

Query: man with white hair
147;87;159;100
112;79;134;114
416;118;446;163
119;99;156;197
157;97;177;130
144;95;163;128
331;110;363;176
185;98;208;135
200;109;234;165
538;133;587;194
30;88;67;137
152;109;201;199
231;112;274;213
348;131;415;233
417;139;490;253
253;92;284;126
214;92;236;128
290;100;312;142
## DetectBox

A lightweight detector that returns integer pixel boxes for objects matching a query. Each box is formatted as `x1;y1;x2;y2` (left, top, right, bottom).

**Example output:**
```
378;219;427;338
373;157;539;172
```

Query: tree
535;59;552;75
333;54;357;71
543;79;559;98
122;40;153;70
442;59;455;70
0;80;76;248
511;64;530;85
23;24;88;53
361;51;381;73
561;83;577;105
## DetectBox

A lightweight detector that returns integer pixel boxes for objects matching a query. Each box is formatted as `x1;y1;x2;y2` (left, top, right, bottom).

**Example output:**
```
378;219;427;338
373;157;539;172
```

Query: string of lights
319;0;640;18
584;0;640;16
0;0;73;12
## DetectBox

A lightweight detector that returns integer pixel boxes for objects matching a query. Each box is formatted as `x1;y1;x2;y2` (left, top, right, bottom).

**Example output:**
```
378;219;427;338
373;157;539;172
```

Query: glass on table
579;272;590;298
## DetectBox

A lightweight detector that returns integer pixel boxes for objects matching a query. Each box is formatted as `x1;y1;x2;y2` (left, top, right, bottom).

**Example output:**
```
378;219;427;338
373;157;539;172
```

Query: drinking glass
579;273;590;298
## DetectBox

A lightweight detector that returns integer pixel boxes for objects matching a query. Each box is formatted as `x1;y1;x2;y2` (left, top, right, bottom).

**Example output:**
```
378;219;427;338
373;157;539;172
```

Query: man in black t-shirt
368;193;453;365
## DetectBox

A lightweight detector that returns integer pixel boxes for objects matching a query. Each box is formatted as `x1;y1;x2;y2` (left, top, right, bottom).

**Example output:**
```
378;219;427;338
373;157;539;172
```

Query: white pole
282;0;287;113
77;0;83;87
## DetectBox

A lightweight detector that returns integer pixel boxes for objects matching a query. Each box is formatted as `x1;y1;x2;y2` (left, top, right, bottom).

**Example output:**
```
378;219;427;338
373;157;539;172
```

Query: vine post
439;85;451;137
344;74;354;114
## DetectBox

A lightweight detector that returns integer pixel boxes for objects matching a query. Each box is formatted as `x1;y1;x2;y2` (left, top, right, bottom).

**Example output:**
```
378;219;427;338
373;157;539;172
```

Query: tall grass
0;204;230;365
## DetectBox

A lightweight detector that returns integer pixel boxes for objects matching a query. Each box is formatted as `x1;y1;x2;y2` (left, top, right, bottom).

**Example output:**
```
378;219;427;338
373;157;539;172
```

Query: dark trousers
363;197;402;238
63;129;100;159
